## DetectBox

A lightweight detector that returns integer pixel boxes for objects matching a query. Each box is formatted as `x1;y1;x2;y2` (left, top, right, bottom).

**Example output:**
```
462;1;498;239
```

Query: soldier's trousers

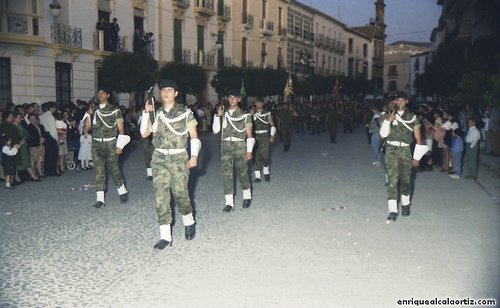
280;126;293;149
92;140;124;192
254;135;270;170
384;144;412;200
221;141;250;195
151;151;192;225
327;120;337;142
142;138;154;168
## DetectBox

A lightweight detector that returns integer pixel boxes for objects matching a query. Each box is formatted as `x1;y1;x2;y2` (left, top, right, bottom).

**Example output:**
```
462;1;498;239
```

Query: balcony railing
242;13;254;29
198;50;215;68
316;34;325;46
260;19;274;36
217;5;231;21
278;26;287;36
195;0;215;16
93;31;126;52
52;23;82;48
173;48;192;63
224;56;232;67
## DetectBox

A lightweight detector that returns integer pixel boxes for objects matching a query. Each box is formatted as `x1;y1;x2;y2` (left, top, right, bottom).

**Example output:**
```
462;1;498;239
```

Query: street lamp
49;0;61;18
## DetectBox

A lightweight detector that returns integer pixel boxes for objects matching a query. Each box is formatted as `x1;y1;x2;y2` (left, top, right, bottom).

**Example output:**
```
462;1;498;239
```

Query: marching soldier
140;79;200;249
250;98;276;182
379;91;427;222
83;88;130;208
326;101;338;143
212;89;254;212
277;103;298;152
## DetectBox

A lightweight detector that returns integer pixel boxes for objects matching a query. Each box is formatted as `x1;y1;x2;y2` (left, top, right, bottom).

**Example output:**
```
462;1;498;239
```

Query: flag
240;79;246;98
331;79;340;97
284;72;294;98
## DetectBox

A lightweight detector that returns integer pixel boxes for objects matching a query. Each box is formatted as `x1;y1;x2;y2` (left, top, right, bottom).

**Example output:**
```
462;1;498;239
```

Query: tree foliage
101;52;158;94
159;62;207;97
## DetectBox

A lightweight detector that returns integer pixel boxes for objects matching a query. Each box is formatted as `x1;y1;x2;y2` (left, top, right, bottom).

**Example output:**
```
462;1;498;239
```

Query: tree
101;52;158;108
159;62;207;103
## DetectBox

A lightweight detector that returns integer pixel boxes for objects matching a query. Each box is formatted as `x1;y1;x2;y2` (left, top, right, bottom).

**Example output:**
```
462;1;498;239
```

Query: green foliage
159;62;207;96
101;52;158;94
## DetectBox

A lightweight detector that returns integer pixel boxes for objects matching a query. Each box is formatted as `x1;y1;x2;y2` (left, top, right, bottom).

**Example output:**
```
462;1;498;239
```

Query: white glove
116;135;131;149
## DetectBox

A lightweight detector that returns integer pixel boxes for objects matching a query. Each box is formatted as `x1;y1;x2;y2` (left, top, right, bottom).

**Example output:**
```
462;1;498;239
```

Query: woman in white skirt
78;122;92;170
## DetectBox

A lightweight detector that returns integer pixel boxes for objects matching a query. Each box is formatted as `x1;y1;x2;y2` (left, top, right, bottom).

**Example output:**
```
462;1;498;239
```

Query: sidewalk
480;152;500;176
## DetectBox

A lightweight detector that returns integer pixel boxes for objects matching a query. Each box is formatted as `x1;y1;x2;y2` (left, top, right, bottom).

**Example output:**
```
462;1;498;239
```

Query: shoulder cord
93;109;119;128
153;109;191;136
254;112;270;124
395;113;416;132
225;112;249;133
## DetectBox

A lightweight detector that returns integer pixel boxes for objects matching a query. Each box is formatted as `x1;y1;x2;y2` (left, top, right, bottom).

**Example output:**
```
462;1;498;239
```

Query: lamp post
49;0;61;18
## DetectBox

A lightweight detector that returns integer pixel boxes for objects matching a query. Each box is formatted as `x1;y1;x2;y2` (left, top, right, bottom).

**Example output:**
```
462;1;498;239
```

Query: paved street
1;126;499;308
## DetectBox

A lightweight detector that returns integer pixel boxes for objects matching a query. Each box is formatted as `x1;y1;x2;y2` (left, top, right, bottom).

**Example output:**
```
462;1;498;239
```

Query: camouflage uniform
278;107;294;152
150;104;197;226
326;103;338;143
384;109;420;214
91;104;126;193
220;108;252;196
253;110;272;178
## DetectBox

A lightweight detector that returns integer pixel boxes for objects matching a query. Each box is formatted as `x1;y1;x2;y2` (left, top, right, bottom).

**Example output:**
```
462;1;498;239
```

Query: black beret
159;79;178;91
395;91;408;100
227;89;241;97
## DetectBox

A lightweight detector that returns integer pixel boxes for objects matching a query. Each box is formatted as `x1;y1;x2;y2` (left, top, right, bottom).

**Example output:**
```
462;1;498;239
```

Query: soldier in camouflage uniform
212;89;254;212
326;101;338;143
379;91;423;222
83;88;129;208
250;98;276;183
140;80;200;250
277;103;298;152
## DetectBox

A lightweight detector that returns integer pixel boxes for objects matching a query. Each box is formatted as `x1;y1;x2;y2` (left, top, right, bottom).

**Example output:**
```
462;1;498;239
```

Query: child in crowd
78;125;92;170
1;134;20;189
449;128;464;179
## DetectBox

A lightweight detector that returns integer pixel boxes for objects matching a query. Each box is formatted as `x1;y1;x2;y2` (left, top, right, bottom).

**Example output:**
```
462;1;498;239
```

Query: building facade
0;0;381;108
383;41;429;95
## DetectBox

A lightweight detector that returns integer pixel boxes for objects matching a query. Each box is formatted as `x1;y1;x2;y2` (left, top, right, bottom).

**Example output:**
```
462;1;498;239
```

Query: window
173;19;183;62
348;58;354;78
242;37;247;68
0;57;12;108
363;44;367;58
0;0;41;36
55;62;72;105
414;57;420;71
348;38;353;54
388;65;398;77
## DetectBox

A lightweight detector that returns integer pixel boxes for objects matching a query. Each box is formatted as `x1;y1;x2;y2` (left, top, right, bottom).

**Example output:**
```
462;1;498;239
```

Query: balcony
387;71;399;78
260;19;274;36
173;0;190;9
341;43;345;54
194;0;215;18
242;13;254;30
330;38;336;51
224;56;232;67
278;26;288;37
316;34;325;47
217;5;231;22
52;23;82;48
198;50;215;69
93;31;126;52
173;48;192;63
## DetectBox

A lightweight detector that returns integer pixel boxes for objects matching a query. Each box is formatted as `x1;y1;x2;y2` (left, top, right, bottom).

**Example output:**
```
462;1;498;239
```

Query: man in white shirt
464;117;481;180
39;102;60;176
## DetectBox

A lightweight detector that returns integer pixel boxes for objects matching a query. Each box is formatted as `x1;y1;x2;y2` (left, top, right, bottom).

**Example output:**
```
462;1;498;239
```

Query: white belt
255;130;268;134
223;137;244;141
387;140;410;147
93;137;116;142
155;148;186;155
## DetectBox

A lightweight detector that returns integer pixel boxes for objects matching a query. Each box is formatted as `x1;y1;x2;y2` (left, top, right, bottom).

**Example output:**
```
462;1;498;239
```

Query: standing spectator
109;18;120;52
379;91;424;222
78;130;92;170
13;112;41;181
1;134;20;189
55;112;68;173
140;79;200;249
481;107;492;154
66;115;80;168
39;102;60;176
0;111;22;184
82;88;130;208
464;117;481;181
26;113;46;177
449;129;464;179
212;89;255;212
